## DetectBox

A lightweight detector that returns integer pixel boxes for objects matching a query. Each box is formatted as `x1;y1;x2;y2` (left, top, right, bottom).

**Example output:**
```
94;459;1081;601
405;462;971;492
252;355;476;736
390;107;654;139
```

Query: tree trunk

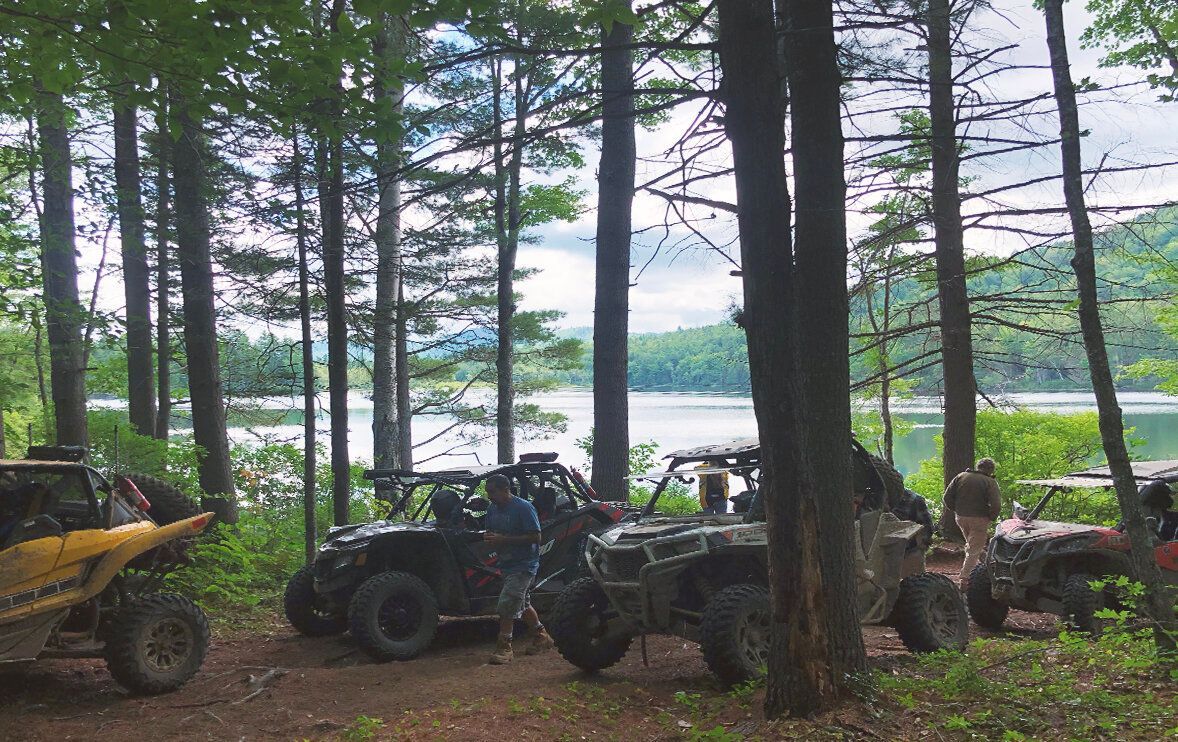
293;124;317;564
114;94;157;437
927;0;976;542
170;93;235;498
717;0;835;718
783;0;867;688
591;8;636;502
154;94;172;441
35;87;88;448
396;280;413;467
1043;0;1177;649
323;0;351;525
0;406;6;458
494;57;524;465
372;14;406;472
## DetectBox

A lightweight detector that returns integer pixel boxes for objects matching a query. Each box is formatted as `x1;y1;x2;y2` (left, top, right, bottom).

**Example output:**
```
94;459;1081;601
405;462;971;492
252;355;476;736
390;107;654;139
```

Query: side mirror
1013;501;1029;521
466;496;489;513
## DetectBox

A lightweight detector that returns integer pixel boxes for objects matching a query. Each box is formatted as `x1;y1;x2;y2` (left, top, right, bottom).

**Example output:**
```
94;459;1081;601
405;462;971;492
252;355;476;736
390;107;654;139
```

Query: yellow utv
0;446;213;694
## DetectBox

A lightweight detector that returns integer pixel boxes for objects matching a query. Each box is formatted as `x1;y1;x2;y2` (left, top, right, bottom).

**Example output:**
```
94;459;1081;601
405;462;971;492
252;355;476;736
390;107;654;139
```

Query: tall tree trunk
170;93;235;499
783;0;868;690
1043;0;1177;649
396;280;413;467
591;7;636;501
718;0;831;718
927;0;976;541
372;14;406;472
323;0;350;525
293;124;318;563
114;94;157;437
35;87;88;447
493;57;524;464
154;94;172;441
0;406;6;458
32;307;50;418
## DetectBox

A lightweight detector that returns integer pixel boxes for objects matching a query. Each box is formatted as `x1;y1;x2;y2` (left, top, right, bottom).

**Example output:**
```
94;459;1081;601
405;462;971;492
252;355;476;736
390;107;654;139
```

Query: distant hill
554;208;1178;393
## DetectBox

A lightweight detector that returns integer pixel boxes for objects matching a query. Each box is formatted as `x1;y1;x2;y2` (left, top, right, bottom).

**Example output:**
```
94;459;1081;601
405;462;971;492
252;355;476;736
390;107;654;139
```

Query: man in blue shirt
483;473;553;664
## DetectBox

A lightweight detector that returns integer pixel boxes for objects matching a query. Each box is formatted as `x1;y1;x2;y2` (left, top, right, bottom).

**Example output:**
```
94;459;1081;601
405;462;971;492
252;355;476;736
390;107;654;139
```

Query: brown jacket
943;470;1002;519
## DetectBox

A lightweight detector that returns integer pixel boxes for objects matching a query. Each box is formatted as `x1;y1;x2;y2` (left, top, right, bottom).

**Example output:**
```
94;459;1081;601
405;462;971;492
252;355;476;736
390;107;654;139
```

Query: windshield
0;468;98;530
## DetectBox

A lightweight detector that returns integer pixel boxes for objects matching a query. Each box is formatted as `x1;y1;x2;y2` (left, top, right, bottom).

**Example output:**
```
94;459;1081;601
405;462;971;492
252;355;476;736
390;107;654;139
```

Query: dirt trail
0;551;1054;741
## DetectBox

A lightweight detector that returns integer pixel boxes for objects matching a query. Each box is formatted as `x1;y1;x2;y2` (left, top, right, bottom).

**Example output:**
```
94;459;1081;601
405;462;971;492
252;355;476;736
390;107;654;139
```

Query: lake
223;390;1178;477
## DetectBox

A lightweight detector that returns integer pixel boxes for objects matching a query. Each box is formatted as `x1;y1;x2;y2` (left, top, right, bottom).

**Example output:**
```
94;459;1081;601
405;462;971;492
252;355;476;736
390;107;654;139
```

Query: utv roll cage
363;457;594;523
1016;459;1178;522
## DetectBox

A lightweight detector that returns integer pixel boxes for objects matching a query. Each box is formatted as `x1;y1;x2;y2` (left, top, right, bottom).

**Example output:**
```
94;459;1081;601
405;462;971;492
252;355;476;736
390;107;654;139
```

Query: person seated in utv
0;482;50;546
1139;479;1178;542
696;461;730;514
430;489;467;529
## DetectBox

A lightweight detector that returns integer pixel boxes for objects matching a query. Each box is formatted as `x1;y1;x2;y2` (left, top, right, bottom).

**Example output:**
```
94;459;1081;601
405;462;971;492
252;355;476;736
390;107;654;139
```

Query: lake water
224;390;1178;477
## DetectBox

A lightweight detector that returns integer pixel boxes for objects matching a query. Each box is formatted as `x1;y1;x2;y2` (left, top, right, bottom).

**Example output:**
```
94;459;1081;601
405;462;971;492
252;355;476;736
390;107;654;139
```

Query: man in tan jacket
943;457;1002;588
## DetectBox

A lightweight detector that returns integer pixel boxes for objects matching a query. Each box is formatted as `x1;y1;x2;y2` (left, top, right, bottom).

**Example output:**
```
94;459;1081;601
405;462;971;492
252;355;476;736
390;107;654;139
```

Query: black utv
283;454;635;661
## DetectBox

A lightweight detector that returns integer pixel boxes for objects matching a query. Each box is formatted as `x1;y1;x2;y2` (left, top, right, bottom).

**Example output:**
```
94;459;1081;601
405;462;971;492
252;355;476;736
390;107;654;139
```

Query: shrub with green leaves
907;409;1139;524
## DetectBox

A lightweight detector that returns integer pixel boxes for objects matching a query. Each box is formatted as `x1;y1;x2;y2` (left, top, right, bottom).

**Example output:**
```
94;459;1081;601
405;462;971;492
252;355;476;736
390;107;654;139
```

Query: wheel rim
927;590;962;644
377;593;422;641
142;617;194;674
735;606;770;672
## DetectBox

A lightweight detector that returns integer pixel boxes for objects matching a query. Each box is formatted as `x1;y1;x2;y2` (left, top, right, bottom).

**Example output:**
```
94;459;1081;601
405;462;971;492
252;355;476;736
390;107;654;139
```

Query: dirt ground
0;550;1056;741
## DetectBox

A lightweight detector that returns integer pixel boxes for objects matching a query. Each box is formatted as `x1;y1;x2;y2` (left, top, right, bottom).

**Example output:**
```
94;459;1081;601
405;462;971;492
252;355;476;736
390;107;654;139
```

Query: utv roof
662;438;762;462
0;459;89;469
363;460;568;483
1018;460;1178;489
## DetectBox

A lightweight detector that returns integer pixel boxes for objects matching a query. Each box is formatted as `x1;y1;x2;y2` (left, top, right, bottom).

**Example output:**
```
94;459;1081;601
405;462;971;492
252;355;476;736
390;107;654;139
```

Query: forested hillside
560;209;1178;392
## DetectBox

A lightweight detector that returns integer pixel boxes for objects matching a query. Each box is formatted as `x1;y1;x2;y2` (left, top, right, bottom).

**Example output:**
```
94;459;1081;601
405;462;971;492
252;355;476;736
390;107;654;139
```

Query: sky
65;1;1177;339
513;1;1178;334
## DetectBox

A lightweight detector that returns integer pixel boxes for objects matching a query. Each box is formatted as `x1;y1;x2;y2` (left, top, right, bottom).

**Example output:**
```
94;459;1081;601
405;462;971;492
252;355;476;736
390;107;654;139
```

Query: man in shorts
484;474;554;664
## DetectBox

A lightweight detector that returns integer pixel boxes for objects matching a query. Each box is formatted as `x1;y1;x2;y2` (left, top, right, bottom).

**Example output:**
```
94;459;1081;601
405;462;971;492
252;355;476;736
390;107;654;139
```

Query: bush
907;409;1139;525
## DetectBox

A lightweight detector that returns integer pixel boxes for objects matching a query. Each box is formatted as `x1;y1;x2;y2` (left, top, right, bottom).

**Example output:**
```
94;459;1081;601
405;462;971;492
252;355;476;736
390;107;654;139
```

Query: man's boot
489;635;513;665
524;626;555;656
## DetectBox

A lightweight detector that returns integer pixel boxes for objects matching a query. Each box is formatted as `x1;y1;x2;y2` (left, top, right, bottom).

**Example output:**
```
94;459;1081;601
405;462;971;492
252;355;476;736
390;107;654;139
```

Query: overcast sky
69;1;1176;338
515;1;1178;333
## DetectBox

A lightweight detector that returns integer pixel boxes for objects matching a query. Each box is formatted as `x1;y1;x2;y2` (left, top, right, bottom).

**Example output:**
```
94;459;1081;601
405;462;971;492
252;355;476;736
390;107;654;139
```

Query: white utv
548;439;967;685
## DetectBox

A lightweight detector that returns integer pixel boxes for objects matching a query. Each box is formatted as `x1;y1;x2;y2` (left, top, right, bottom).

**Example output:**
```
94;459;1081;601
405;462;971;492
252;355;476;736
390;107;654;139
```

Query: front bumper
587;531;713;634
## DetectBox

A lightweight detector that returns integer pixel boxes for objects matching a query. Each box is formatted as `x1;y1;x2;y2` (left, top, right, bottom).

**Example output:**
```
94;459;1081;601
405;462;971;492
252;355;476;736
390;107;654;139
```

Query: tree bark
494;57;525;464
591;8;636;502
1043;0;1176;649
717;0;837;718
170;93;235;499
323;0;351;525
372;13;406;472
927;0;976;541
783;0;868;688
396;280;413;467
154;94;172;441
114;94;157;437
293;124;317;564
35;87;88;447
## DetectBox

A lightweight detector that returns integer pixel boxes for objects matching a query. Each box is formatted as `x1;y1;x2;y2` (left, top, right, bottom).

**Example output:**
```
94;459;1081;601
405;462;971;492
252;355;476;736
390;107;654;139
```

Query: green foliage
1082;0;1178;99
341;715;384;742
876;624;1174;740
907;409;1138;524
